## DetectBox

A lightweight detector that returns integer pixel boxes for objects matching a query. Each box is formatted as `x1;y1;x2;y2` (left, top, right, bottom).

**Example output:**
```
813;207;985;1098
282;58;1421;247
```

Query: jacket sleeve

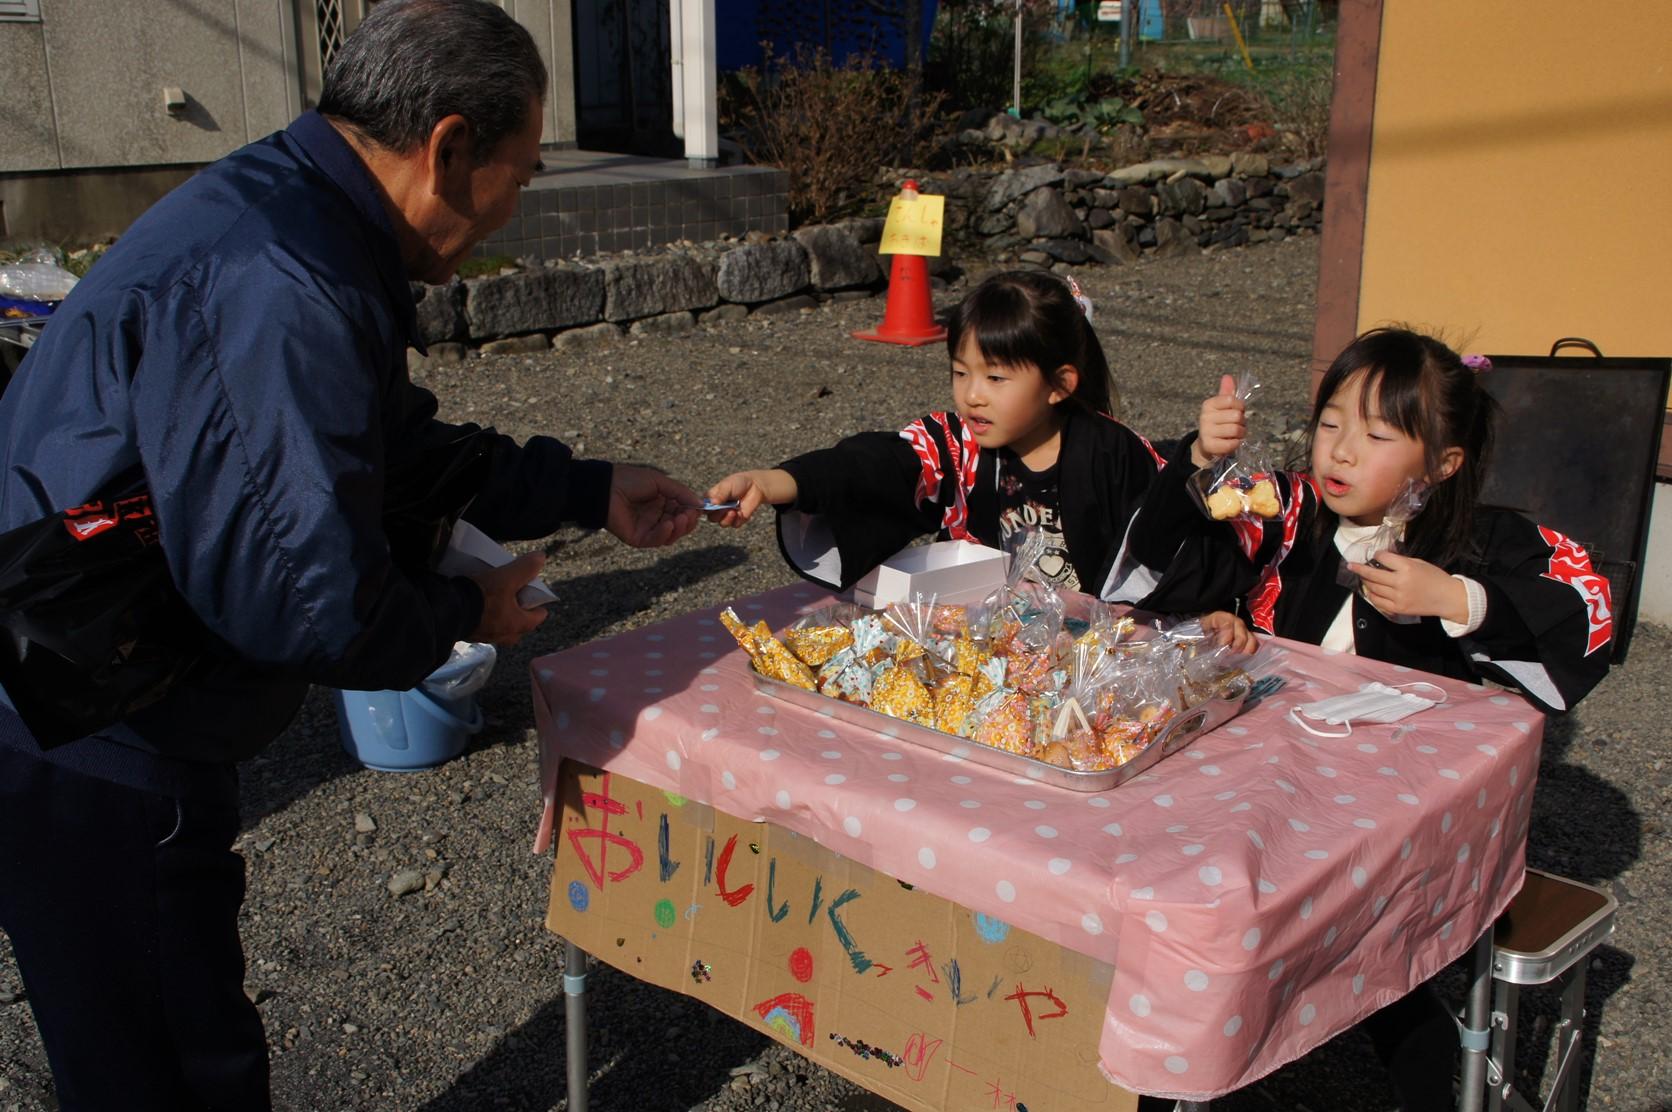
391;381;614;540
1455;513;1614;712
773;422;946;590
131;267;483;693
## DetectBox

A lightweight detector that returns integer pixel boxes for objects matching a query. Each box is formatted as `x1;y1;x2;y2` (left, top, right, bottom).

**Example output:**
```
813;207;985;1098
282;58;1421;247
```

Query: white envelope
434;520;558;609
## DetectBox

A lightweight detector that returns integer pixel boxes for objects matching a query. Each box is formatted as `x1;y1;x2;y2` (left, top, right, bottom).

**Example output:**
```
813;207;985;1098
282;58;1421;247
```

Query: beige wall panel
236;0;302;141
507;0;577;145
0;23;60;172
1358;0;1672;359
41;0;251;168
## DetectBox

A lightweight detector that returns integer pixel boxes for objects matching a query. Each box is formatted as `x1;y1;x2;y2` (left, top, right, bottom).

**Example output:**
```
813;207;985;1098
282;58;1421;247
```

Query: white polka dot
1199;866;1223;886
1165;824;1188;834
1231;802;1252;812
775;790;792;808
1400;837;1413;860
843;816;862;837
537;668;556;683
1457;844;1471;863
820;750;842;760
1352;974;1366;995
759;749;781;761
1164;1056;1189;1074
1398;793;1419;805
1048;857;1071;875
1201;765;1222;776
1184;970;1209;991
1224;1016;1243;1037
1088;796;1111;808
969;827;991;843
756;705;775;716
1357;743;1379;754
880;751;904;761
646;633;664;642
589;668;608;677
1304;849;1329;860
960;799;981;809
1439;768;1461;780
1130;994;1151;1017
1490;695;1512;706
700;728;718;742
1116;853;1139;865
1476;788;1489;809
918;847;937;869
642;687;663;695
996;880;1017;902
1024;800;1047;811
1257;879;1277;894
1104;822;1124;837
1334;794;1357;805
1242;928;1261;950
1417;744;1438;755
1145;911;1168;932
1352;866;1369;888
1509;765;1521;785
1214;790;1237;802
700;704;719;714
825;774;846;786
591;650;609;659
1035;825;1059;839
1226;725;1248;736
721;771;737;790
817;729;837;739
1374;896;1388;918
1082;913;1104;935
665;751;682;771
1154;794;1175;807
1275;779;1297;794
699;683;718;692
880;727;899;738
589;688;606;703
1379;767;1399;776
1316;765;1338;778
1433;896;1446;917
1513;723;1531;735
1455;721;1476;731
1299;1003;1317;1026
1288;818;1311;833
1267;958;1285;980
757;726;778;736
893;798;917;812
1132;887;1155;900
1299;897;1313;920
887;773;910;783
1441;811;1454;833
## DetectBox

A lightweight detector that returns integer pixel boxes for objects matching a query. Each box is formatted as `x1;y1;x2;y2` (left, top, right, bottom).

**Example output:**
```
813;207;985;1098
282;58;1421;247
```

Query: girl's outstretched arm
704;468;798;527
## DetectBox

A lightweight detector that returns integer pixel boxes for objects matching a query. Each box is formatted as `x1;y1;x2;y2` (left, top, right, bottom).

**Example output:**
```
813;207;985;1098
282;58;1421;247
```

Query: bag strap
1549;337;1604;358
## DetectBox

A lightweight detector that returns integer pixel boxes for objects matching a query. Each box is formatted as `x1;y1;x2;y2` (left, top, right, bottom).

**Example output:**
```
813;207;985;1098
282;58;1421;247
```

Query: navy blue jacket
0;112;611;775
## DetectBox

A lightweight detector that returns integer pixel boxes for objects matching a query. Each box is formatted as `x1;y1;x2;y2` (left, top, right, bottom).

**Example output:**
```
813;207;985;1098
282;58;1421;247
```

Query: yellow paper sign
879;194;945;258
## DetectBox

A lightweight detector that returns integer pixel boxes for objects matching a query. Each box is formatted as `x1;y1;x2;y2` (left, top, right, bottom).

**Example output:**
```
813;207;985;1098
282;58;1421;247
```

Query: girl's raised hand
1192;373;1247;467
704;468;798;527
1348;552;1471;624
1200;609;1259;655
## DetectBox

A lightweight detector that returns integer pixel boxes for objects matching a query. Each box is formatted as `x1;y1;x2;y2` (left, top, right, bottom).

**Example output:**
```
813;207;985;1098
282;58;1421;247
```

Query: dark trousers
0;732;271;1110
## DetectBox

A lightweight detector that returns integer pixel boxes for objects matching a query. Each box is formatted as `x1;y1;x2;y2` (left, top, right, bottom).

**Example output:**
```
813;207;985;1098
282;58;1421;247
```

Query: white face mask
1287;681;1447;738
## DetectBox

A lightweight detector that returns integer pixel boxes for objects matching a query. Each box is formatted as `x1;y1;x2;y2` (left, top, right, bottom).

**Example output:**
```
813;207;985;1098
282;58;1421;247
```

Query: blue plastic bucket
333;655;487;772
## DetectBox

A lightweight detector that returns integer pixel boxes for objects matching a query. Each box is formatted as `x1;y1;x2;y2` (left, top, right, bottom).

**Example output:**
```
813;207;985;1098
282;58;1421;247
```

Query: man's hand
1192;374;1247;468
703;469;798;527
468;551;548;645
607;464;702;548
1200;609;1259;655
1348;552;1470;624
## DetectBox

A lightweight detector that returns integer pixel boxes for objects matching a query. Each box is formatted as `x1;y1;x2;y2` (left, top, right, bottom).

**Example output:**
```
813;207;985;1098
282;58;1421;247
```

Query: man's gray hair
318;0;547;161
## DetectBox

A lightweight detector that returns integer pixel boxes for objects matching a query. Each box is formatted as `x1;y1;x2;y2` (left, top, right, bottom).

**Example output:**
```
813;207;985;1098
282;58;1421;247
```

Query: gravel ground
3;236;1668;1112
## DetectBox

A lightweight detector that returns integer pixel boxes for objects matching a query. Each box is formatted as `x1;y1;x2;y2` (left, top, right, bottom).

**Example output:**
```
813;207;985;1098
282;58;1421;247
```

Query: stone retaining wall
415;156;1323;362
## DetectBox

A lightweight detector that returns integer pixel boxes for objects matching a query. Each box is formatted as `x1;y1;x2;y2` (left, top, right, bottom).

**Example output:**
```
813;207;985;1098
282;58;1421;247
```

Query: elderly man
0;1;698;1106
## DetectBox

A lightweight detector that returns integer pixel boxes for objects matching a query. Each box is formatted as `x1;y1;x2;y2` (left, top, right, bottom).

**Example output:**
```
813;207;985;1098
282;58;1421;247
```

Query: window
0;0;42;22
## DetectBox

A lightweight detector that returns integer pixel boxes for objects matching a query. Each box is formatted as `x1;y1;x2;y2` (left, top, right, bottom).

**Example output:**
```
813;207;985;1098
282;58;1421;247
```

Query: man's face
415;95;544;282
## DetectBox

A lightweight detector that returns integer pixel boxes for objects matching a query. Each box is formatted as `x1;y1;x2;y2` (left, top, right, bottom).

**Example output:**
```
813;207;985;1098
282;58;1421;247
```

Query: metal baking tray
751;669;1250;793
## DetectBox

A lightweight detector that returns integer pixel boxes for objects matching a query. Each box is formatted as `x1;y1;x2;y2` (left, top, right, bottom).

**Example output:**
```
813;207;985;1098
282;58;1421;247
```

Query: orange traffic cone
853;180;947;347
852;253;946;347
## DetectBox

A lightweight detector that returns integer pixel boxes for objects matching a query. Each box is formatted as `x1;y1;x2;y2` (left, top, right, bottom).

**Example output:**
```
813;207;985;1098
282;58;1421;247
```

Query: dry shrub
726;47;947;224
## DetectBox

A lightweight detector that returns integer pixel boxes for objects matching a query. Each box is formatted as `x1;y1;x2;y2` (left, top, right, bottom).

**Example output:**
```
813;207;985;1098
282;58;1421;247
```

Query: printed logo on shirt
998;502;1078;591
1537;526;1613;657
64;513;118;540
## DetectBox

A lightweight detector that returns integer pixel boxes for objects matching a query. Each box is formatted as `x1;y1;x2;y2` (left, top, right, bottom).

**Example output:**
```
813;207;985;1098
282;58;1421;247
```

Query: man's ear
1049;363;1080;406
1434;445;1464;482
424;114;473;196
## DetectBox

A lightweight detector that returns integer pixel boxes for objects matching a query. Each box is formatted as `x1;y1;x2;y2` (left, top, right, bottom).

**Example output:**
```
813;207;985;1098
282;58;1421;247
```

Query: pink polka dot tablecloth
531;584;1543;1100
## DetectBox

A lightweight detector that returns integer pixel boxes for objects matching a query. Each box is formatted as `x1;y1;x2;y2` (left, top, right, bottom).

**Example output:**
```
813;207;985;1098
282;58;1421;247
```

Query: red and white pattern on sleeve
899;414;982;541
1537;525;1614;657
1246;474;1315;634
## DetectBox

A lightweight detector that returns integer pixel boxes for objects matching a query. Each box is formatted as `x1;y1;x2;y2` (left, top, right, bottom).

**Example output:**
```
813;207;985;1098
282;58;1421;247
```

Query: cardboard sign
879;194;946;258
547;763;1135;1112
1097;1;1122;20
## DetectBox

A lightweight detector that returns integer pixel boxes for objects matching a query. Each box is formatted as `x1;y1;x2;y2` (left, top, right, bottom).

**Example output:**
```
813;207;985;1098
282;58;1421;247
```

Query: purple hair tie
1462;354;1492;372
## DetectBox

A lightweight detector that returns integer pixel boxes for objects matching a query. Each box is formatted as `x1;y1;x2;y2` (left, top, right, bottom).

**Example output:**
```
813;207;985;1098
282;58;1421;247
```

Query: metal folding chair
1485;869;1618;1112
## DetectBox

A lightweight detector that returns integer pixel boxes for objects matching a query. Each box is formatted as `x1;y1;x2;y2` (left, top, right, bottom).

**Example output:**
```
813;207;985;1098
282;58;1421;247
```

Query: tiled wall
476;167;790;261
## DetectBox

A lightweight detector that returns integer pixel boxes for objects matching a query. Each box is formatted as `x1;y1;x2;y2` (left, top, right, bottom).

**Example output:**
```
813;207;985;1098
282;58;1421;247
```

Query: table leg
1458;928;1494;1112
565;939;591;1112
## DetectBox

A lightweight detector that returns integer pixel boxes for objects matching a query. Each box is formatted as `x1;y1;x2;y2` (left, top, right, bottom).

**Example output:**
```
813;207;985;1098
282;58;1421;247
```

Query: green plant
456;255;519;279
725;47;947;224
1040;95;1144;131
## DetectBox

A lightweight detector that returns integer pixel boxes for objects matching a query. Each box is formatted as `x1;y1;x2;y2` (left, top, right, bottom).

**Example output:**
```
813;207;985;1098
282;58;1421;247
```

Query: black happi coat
773;407;1163;598
1121;436;1614;713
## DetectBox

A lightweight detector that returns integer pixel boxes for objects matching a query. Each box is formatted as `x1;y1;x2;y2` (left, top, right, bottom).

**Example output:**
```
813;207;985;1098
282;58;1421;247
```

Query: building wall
1;0;579;238
1352;0;1672;623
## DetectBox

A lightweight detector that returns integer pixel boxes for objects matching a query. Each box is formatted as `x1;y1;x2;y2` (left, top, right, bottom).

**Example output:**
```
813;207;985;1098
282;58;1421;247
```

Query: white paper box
435;520;558;609
850;541;1009;608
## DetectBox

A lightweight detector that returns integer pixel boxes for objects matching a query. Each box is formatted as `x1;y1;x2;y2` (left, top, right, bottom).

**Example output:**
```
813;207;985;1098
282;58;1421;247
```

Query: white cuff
1440;575;1487;638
